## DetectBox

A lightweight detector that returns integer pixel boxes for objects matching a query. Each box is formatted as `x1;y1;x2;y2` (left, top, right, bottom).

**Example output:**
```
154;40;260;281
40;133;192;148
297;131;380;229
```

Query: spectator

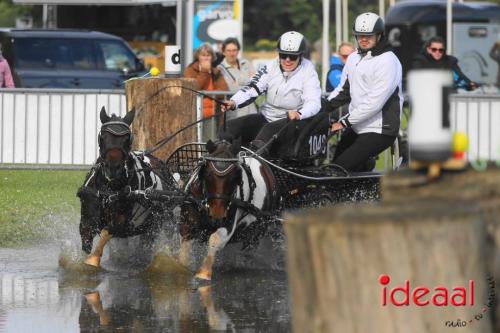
326;42;354;92
0;42;14;88
490;41;500;88
212;41;224;67
218;37;257;118
412;36;477;91
184;43;228;118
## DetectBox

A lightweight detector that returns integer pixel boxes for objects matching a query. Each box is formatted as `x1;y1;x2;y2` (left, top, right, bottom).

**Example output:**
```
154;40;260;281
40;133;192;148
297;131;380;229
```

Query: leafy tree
0;0;32;28
243;0;365;50
244;0;500;50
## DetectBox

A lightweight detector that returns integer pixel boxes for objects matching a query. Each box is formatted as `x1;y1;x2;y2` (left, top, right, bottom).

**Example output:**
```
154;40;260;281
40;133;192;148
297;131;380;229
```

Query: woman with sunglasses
412;36;477;91
220;31;321;156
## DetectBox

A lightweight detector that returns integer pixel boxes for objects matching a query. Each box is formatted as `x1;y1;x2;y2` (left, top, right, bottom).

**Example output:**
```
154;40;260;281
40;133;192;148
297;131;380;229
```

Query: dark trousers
218;114;267;146
219;114;290;147
333;128;396;171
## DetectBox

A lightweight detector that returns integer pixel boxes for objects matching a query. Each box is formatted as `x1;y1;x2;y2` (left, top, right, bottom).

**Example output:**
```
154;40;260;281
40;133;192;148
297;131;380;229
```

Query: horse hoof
85;291;100;304
83;255;101;268
195;271;212;281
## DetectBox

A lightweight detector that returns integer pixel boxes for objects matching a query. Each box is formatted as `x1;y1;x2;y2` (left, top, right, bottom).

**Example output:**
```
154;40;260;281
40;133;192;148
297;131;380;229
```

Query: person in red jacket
184;43;228;118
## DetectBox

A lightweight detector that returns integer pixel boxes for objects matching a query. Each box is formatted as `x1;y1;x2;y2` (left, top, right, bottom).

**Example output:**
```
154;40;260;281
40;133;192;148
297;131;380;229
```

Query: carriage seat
273;111;331;163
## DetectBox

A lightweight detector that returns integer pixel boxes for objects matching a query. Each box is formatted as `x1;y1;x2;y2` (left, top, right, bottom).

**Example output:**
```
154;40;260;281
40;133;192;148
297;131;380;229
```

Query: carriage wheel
307;191;336;208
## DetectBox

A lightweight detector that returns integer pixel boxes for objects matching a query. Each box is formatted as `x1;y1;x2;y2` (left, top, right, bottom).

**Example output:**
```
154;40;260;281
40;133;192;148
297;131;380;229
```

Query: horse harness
98;120;134;158
196;154;270;218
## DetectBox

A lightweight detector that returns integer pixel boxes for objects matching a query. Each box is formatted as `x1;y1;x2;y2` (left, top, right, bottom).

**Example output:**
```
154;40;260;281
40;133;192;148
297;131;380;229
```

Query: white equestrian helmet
352;12;385;36
277;31;306;55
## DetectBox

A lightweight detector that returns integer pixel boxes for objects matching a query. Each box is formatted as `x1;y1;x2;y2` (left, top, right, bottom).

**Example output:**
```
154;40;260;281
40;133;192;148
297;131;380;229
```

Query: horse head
199;139;242;220
98;106;135;183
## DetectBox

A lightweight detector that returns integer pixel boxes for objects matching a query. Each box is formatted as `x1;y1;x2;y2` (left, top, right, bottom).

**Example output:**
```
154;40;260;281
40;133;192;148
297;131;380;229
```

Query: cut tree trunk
382;167;500;331
125;77;197;160
285;199;492;333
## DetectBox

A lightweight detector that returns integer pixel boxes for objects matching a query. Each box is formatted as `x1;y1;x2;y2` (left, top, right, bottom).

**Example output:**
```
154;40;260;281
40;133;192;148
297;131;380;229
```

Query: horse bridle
198;155;242;207
197;152;257;212
98;121;134;158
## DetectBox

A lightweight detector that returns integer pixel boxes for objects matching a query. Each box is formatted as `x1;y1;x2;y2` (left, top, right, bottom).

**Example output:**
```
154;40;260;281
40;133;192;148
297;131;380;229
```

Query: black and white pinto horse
179;139;278;280
77;107;174;269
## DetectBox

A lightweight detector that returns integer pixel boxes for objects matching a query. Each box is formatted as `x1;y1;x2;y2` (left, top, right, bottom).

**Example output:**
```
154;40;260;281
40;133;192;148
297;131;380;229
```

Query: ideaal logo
379;274;474;306
378;274;496;328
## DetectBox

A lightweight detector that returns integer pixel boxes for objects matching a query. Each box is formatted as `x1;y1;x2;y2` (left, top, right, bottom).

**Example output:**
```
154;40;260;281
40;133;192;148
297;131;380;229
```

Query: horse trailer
385;0;500;85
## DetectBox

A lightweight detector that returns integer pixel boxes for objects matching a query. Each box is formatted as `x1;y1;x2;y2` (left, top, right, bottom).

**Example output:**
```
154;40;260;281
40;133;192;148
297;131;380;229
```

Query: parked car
0;29;146;89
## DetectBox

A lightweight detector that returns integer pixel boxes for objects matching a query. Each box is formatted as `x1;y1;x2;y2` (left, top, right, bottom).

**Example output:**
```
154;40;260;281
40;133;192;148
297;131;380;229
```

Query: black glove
321;97;332;113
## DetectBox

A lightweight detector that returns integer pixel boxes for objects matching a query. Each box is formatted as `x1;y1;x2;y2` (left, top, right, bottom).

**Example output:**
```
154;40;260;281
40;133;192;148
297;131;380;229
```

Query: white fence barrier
0;89;498;168
451;94;500;162
0;88;126;166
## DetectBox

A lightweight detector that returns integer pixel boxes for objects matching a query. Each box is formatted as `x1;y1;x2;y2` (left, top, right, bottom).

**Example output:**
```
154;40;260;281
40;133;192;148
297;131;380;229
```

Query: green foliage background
0;0;498;49
0;0;31;27
243;0;499;49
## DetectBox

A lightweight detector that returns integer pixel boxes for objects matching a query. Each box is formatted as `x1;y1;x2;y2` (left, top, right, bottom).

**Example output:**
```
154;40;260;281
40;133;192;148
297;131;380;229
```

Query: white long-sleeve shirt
230;58;321;122
327;47;403;136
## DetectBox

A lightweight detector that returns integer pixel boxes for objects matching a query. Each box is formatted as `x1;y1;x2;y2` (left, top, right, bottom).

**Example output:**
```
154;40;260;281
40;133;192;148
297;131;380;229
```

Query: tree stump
125;77;197;160
285;200;492;333
382;167;500;330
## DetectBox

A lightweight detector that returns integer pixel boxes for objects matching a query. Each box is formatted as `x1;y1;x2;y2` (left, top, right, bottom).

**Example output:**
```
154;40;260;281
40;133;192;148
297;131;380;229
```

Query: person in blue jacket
326;42;354;92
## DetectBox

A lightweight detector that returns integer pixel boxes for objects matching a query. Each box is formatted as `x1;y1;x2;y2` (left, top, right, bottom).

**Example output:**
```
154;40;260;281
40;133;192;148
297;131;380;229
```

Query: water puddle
0;241;290;332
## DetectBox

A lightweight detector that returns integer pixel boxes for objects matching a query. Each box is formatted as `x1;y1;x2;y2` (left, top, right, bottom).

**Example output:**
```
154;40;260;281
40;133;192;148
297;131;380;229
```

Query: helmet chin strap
357;34;381;54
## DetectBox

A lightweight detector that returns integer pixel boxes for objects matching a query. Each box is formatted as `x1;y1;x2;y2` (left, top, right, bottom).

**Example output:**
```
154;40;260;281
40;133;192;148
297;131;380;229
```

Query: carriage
165;110;384;213
163;110;393;280
77;107;394;278
165;142;382;211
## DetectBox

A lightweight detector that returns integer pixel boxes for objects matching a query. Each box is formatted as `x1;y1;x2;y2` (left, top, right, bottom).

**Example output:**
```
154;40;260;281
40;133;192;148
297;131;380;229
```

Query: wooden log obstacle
285;167;500;333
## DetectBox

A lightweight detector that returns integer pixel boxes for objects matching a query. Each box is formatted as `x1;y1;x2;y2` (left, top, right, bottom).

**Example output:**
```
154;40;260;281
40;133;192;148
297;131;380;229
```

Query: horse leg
85;291;110;326
80;221;96;254
179;238;193;268
196;227;230;281
179;203;202;268
84;229;112;268
79;197;101;254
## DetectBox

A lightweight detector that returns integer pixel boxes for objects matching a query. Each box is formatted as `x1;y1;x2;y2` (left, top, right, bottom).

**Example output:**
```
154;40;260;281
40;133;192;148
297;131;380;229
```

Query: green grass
0;169;87;247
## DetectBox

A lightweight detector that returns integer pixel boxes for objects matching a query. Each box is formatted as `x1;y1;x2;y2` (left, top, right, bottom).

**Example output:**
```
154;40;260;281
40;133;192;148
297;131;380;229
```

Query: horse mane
108;114;122;122
210;142;235;158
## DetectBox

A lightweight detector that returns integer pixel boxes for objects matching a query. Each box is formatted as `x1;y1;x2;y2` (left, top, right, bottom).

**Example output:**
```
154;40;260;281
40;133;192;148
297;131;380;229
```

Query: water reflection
73;270;289;332
0;245;290;332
